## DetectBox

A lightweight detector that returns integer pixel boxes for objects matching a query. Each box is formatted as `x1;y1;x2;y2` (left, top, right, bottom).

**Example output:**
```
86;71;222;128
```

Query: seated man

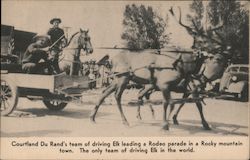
22;35;51;74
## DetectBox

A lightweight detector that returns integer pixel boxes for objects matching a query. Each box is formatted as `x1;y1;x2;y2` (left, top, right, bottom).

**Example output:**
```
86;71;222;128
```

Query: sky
2;0;194;49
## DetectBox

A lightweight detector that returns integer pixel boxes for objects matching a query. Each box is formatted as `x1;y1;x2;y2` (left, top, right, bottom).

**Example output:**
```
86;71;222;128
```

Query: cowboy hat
50;18;62;24
32;35;51;43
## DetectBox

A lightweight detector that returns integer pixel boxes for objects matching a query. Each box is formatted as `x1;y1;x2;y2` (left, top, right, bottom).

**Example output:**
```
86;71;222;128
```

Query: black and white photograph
1;0;249;159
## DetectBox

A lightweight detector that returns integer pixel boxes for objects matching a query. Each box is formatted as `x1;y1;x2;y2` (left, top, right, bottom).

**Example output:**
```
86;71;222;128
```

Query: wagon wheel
43;100;68;111
0;79;18;116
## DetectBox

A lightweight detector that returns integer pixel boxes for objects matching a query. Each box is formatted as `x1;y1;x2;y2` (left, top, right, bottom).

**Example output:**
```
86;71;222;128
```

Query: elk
136;6;228;125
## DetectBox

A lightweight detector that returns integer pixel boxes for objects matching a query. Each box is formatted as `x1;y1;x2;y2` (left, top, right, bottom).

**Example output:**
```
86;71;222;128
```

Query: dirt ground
1;89;248;137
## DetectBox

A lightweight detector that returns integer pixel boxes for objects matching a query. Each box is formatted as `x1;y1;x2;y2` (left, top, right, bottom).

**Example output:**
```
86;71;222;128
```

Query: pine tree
184;0;249;64
121;4;169;50
207;0;249;64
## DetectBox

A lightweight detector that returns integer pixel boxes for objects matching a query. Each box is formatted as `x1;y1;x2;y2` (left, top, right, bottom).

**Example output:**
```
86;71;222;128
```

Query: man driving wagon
22;35;51;74
22;18;67;74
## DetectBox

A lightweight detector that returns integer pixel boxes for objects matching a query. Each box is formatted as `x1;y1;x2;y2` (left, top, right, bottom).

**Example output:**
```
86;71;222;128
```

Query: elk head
169;6;225;51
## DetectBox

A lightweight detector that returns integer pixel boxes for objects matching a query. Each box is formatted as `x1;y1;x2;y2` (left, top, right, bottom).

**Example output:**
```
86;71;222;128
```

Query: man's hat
32;35;51;43
50;18;62;24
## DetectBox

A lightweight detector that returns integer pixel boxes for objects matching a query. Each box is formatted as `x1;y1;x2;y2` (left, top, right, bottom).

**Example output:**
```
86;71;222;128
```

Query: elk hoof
162;123;169;130
90;116;96;123
202;121;211;130
204;125;211;130
122;121;130;126
173;115;179;125
136;114;142;120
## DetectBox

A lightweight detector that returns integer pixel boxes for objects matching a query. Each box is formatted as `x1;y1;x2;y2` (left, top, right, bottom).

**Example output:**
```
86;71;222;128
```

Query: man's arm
59;29;67;47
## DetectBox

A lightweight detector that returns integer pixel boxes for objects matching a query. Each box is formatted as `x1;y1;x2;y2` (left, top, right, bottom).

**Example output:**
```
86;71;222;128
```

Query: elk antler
169;6;196;35
177;7;196;34
169;6;224;47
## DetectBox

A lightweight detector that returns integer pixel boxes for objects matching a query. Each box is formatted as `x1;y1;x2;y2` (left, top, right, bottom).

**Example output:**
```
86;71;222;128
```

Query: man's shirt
22;43;48;64
47;27;65;45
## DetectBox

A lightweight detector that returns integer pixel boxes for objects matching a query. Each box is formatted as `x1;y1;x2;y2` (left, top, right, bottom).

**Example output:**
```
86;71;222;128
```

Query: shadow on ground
1;129;71;137
9;108;110;119
215;95;248;102
128;119;248;136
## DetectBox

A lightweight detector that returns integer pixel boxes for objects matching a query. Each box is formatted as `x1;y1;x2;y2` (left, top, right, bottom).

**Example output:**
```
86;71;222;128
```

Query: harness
111;53;203;88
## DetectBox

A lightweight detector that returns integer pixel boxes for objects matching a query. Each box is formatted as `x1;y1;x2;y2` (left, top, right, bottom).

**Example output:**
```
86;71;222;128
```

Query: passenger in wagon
22;35;51;74
47;18;67;73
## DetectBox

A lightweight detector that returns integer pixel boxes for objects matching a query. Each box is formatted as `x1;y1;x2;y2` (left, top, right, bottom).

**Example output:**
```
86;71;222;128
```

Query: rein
66;32;80;47
59;31;88;62
158;52;199;64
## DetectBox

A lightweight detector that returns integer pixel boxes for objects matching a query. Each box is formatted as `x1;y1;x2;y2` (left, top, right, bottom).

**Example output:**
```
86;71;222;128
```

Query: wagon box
1;71;90;116
1;72;56;92
1;71;90;93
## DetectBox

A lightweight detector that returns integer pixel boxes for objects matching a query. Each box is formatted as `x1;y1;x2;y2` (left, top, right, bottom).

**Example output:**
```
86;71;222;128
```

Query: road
1;89;248;137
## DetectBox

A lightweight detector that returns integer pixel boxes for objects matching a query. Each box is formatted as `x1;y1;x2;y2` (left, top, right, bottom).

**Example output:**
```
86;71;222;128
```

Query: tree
170;0;249;64
184;0;248;64
121;4;169;50
186;0;204;31
207;0;249;64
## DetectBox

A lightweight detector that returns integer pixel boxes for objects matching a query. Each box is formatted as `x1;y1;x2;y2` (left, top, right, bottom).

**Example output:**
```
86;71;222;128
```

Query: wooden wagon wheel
43;100;68;111
0;78;18;116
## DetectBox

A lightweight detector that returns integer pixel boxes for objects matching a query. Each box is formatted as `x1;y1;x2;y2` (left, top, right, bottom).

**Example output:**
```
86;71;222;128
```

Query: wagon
0;70;90;116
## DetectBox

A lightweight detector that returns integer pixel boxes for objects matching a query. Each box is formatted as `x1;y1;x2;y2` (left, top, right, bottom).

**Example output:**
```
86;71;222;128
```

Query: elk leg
162;88;171;130
172;103;183;125
168;103;175;123
137;105;142;120
145;89;155;119
195;102;210;130
172;92;190;125
148;104;155;119
193;93;211;130
114;77;129;126
136;84;154;120
90;83;116;123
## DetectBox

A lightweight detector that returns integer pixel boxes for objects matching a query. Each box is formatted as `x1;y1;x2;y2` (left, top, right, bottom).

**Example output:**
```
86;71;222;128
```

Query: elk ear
80;28;83;32
86;29;89;33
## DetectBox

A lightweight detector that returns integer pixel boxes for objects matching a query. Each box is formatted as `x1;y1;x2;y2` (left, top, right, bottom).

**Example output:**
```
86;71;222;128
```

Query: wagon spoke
1;81;7;90
5;92;12;98
1;86;6;93
2;100;6;110
4;87;11;93
0;85;4;91
4;99;11;108
0;101;3;110
1;84;10;93
4;89;12;97
0;79;17;115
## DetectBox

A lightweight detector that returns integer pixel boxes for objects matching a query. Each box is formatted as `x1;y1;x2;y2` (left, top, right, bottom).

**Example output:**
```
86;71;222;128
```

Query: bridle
191;54;227;90
78;32;92;54
172;52;204;76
